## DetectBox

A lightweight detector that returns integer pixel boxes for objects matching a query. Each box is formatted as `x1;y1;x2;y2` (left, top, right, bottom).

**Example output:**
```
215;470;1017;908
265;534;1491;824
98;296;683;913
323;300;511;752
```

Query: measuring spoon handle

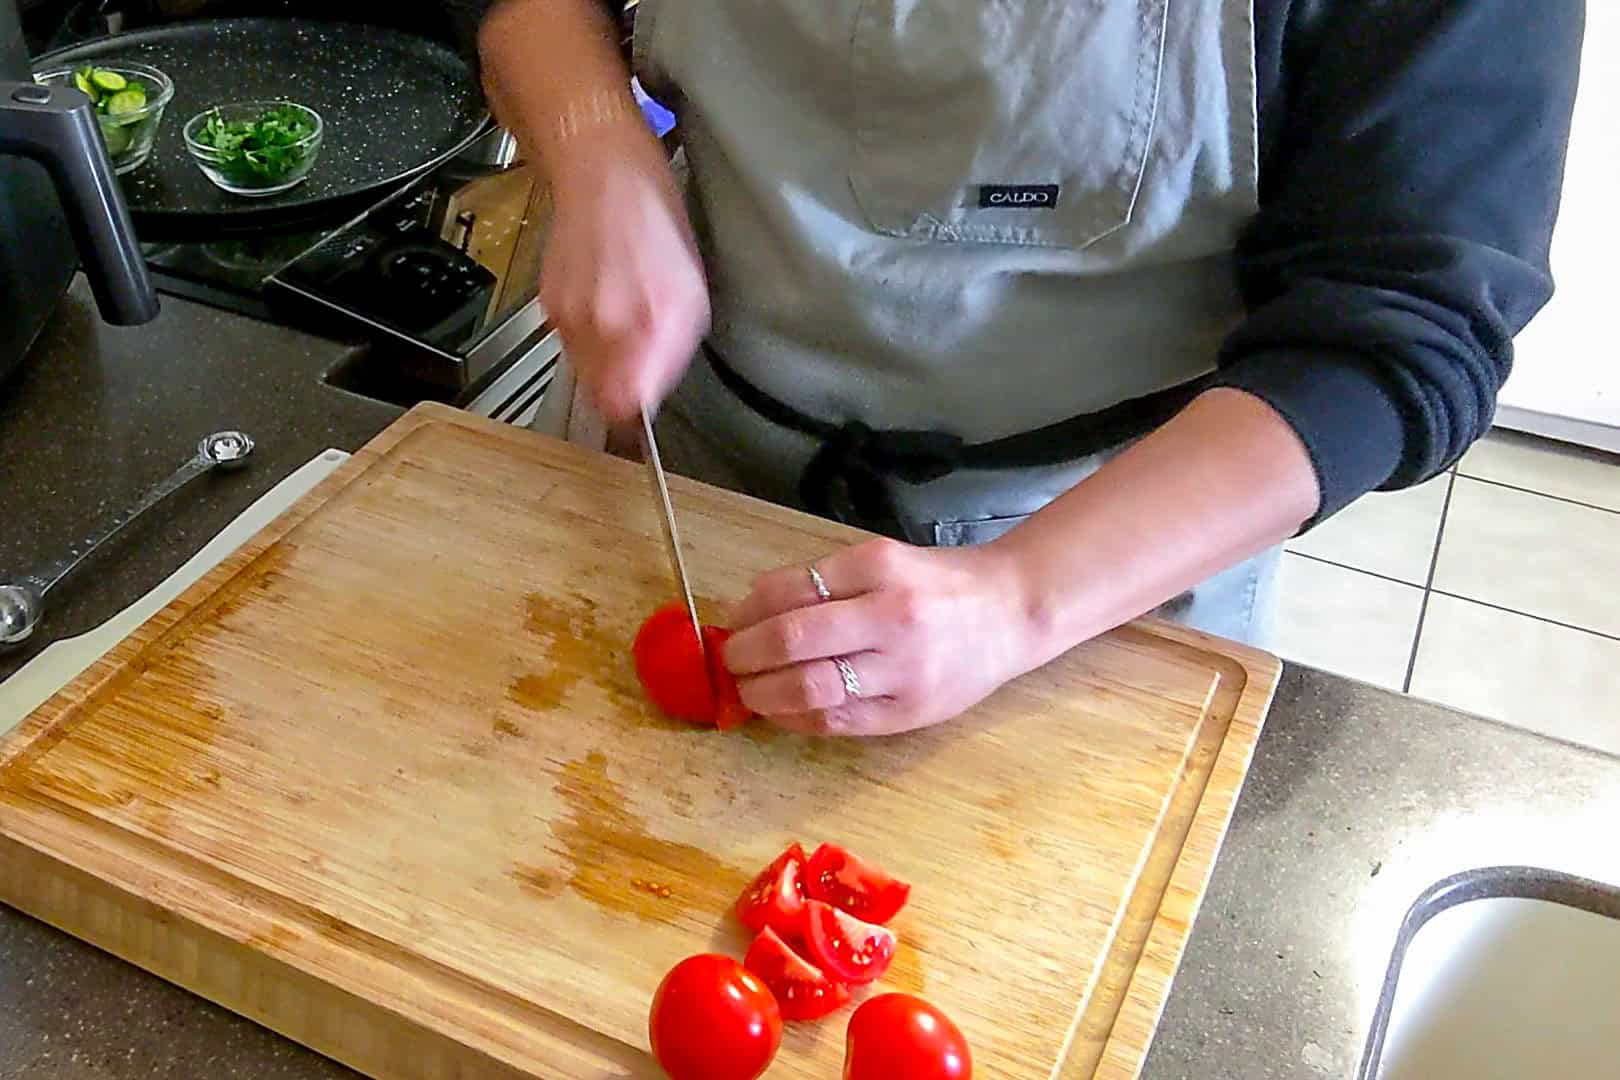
24;432;254;598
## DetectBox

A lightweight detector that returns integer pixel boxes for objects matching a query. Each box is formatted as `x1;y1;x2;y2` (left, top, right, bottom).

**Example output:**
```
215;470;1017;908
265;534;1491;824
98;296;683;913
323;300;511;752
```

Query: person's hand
540;127;709;422
722;539;1041;736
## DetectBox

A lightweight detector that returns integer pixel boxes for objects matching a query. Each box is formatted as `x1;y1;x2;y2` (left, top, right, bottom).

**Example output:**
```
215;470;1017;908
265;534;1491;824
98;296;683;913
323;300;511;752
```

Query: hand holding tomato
724;538;1040;736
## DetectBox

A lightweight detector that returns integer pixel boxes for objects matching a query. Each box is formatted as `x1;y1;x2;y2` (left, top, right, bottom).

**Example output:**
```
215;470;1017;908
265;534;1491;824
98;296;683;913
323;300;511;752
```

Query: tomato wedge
804;843;911;924
736;844;808;937
705;626;750;731
632;603;749;729
803;899;896;986
744;926;851;1021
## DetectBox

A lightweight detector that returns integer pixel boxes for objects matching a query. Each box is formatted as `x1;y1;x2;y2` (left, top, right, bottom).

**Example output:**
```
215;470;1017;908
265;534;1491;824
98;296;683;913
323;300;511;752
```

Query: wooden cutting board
0;404;1279;1079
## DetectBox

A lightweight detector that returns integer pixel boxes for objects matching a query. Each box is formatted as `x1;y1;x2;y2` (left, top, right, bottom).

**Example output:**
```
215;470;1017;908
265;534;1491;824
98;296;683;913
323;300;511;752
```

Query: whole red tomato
844;994;972;1080
649;954;781;1080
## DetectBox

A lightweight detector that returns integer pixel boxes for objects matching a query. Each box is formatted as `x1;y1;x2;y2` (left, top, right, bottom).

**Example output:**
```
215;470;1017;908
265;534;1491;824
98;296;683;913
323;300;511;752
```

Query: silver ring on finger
833;656;862;700
808;564;833;603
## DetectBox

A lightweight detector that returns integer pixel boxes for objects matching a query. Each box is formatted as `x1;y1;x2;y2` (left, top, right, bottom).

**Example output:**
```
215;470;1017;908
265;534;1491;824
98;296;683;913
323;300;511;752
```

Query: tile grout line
1427;590;1620;646
1454;473;1620;516
1402;471;1458;694
1283;550;1427;591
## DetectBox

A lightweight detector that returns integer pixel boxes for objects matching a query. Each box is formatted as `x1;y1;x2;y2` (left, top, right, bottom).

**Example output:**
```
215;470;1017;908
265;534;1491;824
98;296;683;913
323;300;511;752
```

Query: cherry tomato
744;926;851;1022
804;843;911;924
649;954;781;1080
843;994;972;1080
803;899;896;986
633;604;748;728
736;843;809;937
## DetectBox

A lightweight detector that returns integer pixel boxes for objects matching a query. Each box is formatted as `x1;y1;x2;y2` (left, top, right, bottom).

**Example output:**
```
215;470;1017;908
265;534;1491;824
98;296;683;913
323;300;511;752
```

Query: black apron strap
702;343;1212;538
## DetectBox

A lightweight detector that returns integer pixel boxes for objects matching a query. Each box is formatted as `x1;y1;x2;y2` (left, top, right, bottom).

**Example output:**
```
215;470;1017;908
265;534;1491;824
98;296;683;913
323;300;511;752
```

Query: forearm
476;0;650;188
994;389;1319;661
1223;0;1580;521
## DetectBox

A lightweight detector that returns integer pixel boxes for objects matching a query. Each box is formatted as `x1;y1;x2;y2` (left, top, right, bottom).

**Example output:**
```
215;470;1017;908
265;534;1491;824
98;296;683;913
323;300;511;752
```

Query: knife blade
640;410;711;681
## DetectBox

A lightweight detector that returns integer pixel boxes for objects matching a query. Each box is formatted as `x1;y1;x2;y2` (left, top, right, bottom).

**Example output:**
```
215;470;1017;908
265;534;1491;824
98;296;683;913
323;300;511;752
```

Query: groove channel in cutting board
0;404;1278;1079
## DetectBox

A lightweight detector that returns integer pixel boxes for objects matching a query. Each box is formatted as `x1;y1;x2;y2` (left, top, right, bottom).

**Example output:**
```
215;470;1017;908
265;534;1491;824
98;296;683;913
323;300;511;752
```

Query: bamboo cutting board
0;404;1279;1080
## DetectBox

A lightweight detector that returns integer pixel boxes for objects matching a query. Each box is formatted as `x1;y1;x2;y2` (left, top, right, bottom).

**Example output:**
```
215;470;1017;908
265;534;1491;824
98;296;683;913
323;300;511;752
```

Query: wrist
545;118;671;202
980;530;1117;671
970;540;1063;678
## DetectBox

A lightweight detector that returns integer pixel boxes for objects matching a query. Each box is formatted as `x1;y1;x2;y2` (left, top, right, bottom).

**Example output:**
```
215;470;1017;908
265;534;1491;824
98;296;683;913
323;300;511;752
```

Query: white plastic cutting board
0;449;348;737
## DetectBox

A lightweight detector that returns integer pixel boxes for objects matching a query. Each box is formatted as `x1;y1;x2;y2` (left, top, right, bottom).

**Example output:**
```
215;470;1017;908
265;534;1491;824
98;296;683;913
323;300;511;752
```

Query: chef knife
640;410;711;681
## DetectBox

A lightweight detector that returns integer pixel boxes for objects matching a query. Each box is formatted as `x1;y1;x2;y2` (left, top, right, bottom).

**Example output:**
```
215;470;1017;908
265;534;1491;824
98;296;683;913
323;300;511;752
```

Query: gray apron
635;0;1280;645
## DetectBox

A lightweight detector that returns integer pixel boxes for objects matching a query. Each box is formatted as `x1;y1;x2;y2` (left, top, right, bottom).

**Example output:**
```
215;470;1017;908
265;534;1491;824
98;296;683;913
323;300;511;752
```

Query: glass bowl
34;61;175;175
182;100;324;198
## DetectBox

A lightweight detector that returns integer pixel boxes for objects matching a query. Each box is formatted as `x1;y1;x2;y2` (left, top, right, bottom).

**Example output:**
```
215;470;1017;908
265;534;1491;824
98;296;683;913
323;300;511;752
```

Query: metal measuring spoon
0;431;255;648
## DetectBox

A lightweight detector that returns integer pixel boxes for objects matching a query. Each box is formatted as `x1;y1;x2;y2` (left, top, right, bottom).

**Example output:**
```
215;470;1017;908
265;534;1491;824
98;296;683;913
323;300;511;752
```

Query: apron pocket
849;0;1169;249
931;513;1030;548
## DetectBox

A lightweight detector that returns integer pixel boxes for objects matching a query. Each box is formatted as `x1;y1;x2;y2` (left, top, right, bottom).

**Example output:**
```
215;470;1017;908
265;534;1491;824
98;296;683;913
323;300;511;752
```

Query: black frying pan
35;18;489;240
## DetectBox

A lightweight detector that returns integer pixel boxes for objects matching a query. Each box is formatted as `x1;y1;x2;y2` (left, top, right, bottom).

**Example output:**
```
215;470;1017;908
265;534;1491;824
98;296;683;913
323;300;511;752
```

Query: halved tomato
803;900;896;986
633;604;750;729
736;843;808;937
744;926;851;1021
804;843;911;924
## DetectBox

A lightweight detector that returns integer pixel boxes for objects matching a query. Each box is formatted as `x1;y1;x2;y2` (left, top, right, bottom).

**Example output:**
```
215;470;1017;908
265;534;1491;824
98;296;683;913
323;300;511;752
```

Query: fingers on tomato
743;926;851;1022
804;843;911;924
735;843;808;937
802;899;896;986
633;604;753;730
843;993;972;1080
649;954;781;1080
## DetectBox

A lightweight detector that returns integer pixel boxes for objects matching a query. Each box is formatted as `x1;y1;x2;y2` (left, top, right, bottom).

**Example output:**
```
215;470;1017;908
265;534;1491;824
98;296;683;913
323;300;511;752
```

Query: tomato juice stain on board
509;863;566;899
507;673;566;713
547;751;748;925
491;716;525;739
884;936;929;996
517;592;666;722
631;878;675;899
516;593;611;712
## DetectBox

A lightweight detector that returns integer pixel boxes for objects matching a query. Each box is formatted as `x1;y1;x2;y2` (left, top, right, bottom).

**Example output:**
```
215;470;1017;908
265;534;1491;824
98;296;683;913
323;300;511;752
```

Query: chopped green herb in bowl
183;100;324;197
33;62;175;174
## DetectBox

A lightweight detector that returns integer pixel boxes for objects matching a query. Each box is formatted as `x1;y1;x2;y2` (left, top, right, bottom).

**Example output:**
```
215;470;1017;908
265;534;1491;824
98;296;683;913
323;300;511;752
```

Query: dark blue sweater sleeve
1219;0;1585;524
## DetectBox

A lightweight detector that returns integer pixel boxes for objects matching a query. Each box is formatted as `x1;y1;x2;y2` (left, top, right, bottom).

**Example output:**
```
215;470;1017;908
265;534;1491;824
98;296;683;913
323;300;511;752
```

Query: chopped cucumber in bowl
34;62;174;175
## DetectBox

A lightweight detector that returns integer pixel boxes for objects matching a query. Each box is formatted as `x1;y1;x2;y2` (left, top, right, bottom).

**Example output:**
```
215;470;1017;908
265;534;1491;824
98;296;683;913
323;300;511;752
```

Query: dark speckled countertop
4;282;1619;1079
0;277;398;683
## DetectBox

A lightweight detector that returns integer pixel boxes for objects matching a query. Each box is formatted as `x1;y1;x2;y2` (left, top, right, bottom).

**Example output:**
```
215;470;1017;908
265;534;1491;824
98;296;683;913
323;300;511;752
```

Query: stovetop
142;221;336;320
135;149;553;407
